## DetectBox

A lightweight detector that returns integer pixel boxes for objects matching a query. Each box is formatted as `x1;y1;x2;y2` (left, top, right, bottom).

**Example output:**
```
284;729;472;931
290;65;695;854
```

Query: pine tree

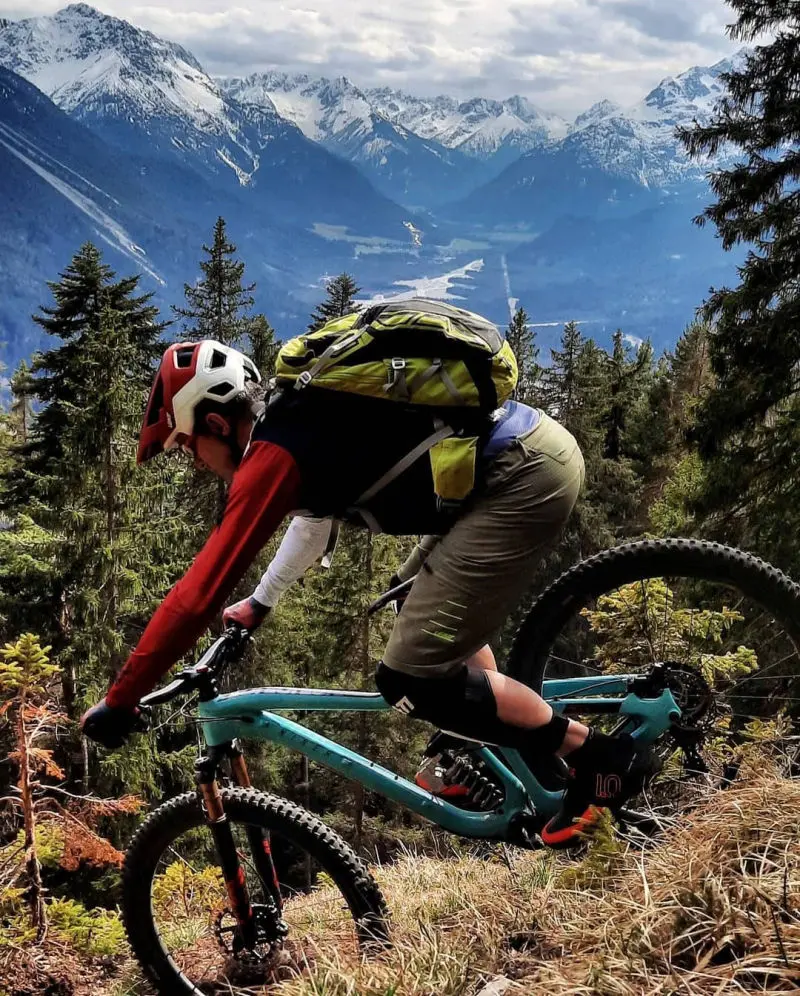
540;321;582;422
603;330;653;462
18;244;166;506
308;273;361;331
505;306;540;404
247;313;280;378
173;217;255;346
9;361;34;444
541;322;608;457
641;322;714;535
1;244;176;796
173;219;258;524
678;5;800;564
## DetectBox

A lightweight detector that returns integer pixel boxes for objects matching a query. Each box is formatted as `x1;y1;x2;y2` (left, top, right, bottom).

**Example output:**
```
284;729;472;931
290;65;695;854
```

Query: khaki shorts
383;412;584;677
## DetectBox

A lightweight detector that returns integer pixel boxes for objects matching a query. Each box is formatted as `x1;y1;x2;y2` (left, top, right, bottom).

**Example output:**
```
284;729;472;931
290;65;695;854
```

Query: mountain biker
81;316;651;845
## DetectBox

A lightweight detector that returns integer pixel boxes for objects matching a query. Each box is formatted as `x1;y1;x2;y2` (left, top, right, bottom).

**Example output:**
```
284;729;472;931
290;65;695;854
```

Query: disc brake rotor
214;904;287;964
662;661;718;731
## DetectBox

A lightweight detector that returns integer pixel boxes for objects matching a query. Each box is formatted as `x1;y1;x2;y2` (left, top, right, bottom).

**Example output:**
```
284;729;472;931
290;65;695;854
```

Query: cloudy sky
0;1;739;115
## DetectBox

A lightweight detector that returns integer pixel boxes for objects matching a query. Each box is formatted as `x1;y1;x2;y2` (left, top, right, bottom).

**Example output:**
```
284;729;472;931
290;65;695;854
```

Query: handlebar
367;575;415;616
138;625;251;709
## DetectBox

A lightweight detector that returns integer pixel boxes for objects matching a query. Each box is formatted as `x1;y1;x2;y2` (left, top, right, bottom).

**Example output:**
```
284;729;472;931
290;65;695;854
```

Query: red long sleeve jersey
106;441;301;709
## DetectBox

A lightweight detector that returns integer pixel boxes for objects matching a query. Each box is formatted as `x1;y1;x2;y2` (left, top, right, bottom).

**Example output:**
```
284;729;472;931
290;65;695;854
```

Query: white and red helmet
137;341;261;463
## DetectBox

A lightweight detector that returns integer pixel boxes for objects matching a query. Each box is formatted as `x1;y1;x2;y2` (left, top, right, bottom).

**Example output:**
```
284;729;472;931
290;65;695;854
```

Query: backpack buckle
391;358;406;371
296;370;313;390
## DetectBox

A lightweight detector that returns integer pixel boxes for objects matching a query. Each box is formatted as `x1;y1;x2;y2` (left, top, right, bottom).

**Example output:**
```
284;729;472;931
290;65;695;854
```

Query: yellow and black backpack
274;298;518;508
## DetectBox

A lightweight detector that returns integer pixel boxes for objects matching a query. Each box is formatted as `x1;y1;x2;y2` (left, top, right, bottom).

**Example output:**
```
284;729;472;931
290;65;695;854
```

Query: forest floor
3;775;800;996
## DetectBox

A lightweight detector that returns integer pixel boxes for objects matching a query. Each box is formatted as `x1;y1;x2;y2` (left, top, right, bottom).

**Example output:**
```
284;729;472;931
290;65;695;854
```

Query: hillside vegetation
2;773;799;995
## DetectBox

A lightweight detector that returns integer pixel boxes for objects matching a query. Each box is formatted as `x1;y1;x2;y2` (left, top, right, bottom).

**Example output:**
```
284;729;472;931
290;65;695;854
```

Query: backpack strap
347;421;455;531
387;358;468;405
293;330;363;391
438;364;467;405
386;357;411;401
404;358;441;398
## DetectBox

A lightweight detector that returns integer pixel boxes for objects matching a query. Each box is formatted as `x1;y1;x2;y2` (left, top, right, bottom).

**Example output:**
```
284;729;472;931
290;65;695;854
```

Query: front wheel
506;539;800;822
122;787;390;995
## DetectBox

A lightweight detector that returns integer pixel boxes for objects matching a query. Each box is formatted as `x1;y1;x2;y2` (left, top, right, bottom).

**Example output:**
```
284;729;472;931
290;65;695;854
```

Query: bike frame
198;676;681;835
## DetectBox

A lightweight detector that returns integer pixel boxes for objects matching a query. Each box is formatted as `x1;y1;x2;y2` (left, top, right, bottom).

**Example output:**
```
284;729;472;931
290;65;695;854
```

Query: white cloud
0;1;738;116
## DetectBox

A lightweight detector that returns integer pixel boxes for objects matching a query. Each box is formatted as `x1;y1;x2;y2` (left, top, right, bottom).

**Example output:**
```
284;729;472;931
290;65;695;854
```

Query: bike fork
228;742;283;914
196;753;257;947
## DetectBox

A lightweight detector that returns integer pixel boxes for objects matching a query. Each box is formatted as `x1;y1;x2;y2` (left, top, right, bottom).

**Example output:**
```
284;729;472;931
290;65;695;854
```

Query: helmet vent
210;349;227;369
175;346;195;368
208;381;234;397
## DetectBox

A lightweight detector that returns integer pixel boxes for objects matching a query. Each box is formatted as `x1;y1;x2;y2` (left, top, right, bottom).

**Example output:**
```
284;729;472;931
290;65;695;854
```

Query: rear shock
443;754;504;811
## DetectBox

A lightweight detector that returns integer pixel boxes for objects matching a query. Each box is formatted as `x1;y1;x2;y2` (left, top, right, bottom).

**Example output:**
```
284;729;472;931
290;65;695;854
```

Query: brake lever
137;628;252;711
135;705;152;732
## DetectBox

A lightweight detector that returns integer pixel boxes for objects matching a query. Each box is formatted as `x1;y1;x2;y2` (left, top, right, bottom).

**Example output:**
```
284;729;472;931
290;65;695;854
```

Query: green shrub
47;897;126;956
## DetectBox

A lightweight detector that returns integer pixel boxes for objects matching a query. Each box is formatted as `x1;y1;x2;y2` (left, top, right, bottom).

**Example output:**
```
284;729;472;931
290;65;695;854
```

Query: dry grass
274;843;550;996
275;778;800;996
4;776;800;995
513;778;800;995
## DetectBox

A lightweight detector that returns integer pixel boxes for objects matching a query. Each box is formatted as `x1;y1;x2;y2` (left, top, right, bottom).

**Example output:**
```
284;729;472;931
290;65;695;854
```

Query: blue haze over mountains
0;3;742;364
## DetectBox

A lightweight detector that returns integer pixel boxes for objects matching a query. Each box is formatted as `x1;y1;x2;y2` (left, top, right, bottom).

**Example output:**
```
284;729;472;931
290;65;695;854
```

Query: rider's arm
105;441;302;710
252;515;333;607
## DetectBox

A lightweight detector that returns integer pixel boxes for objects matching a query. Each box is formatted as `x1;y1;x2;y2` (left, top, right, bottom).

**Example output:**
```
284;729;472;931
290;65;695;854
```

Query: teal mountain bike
121;539;800;994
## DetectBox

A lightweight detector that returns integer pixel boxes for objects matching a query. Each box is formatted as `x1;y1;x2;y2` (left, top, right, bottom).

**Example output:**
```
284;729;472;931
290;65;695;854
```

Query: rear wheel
506;539;800;826
123;787;389;995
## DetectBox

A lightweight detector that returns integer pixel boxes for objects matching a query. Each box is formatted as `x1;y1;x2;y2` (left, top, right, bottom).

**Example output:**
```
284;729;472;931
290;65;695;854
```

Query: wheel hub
214;903;287;963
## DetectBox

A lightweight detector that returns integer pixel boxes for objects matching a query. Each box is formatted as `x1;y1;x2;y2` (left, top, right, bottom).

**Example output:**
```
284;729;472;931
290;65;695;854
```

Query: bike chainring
214;904;288;964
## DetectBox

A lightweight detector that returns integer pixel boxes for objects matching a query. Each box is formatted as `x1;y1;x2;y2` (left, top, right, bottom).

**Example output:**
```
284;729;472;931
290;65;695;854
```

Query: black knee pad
374;661;568;752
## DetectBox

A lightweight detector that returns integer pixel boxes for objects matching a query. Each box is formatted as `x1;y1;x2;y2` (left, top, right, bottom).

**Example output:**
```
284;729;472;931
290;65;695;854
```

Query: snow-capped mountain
0;3;271;181
0;4;749;359
0;59;434;369
452;52;743;226
0;62;195;354
364;88;569;165
218;72;481;206
571;100;623;132
0;4;410;232
562;54;741;187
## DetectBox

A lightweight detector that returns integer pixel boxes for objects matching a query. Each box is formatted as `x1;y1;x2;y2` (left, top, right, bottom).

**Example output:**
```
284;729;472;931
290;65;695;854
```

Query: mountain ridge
0;3;412;231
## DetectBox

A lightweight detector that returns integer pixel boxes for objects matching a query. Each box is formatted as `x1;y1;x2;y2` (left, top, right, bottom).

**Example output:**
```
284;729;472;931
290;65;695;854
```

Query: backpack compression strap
293;330;363;391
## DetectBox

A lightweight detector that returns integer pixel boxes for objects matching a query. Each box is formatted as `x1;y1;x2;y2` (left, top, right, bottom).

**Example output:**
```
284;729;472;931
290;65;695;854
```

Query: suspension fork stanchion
196;745;256;946
228;741;283;914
